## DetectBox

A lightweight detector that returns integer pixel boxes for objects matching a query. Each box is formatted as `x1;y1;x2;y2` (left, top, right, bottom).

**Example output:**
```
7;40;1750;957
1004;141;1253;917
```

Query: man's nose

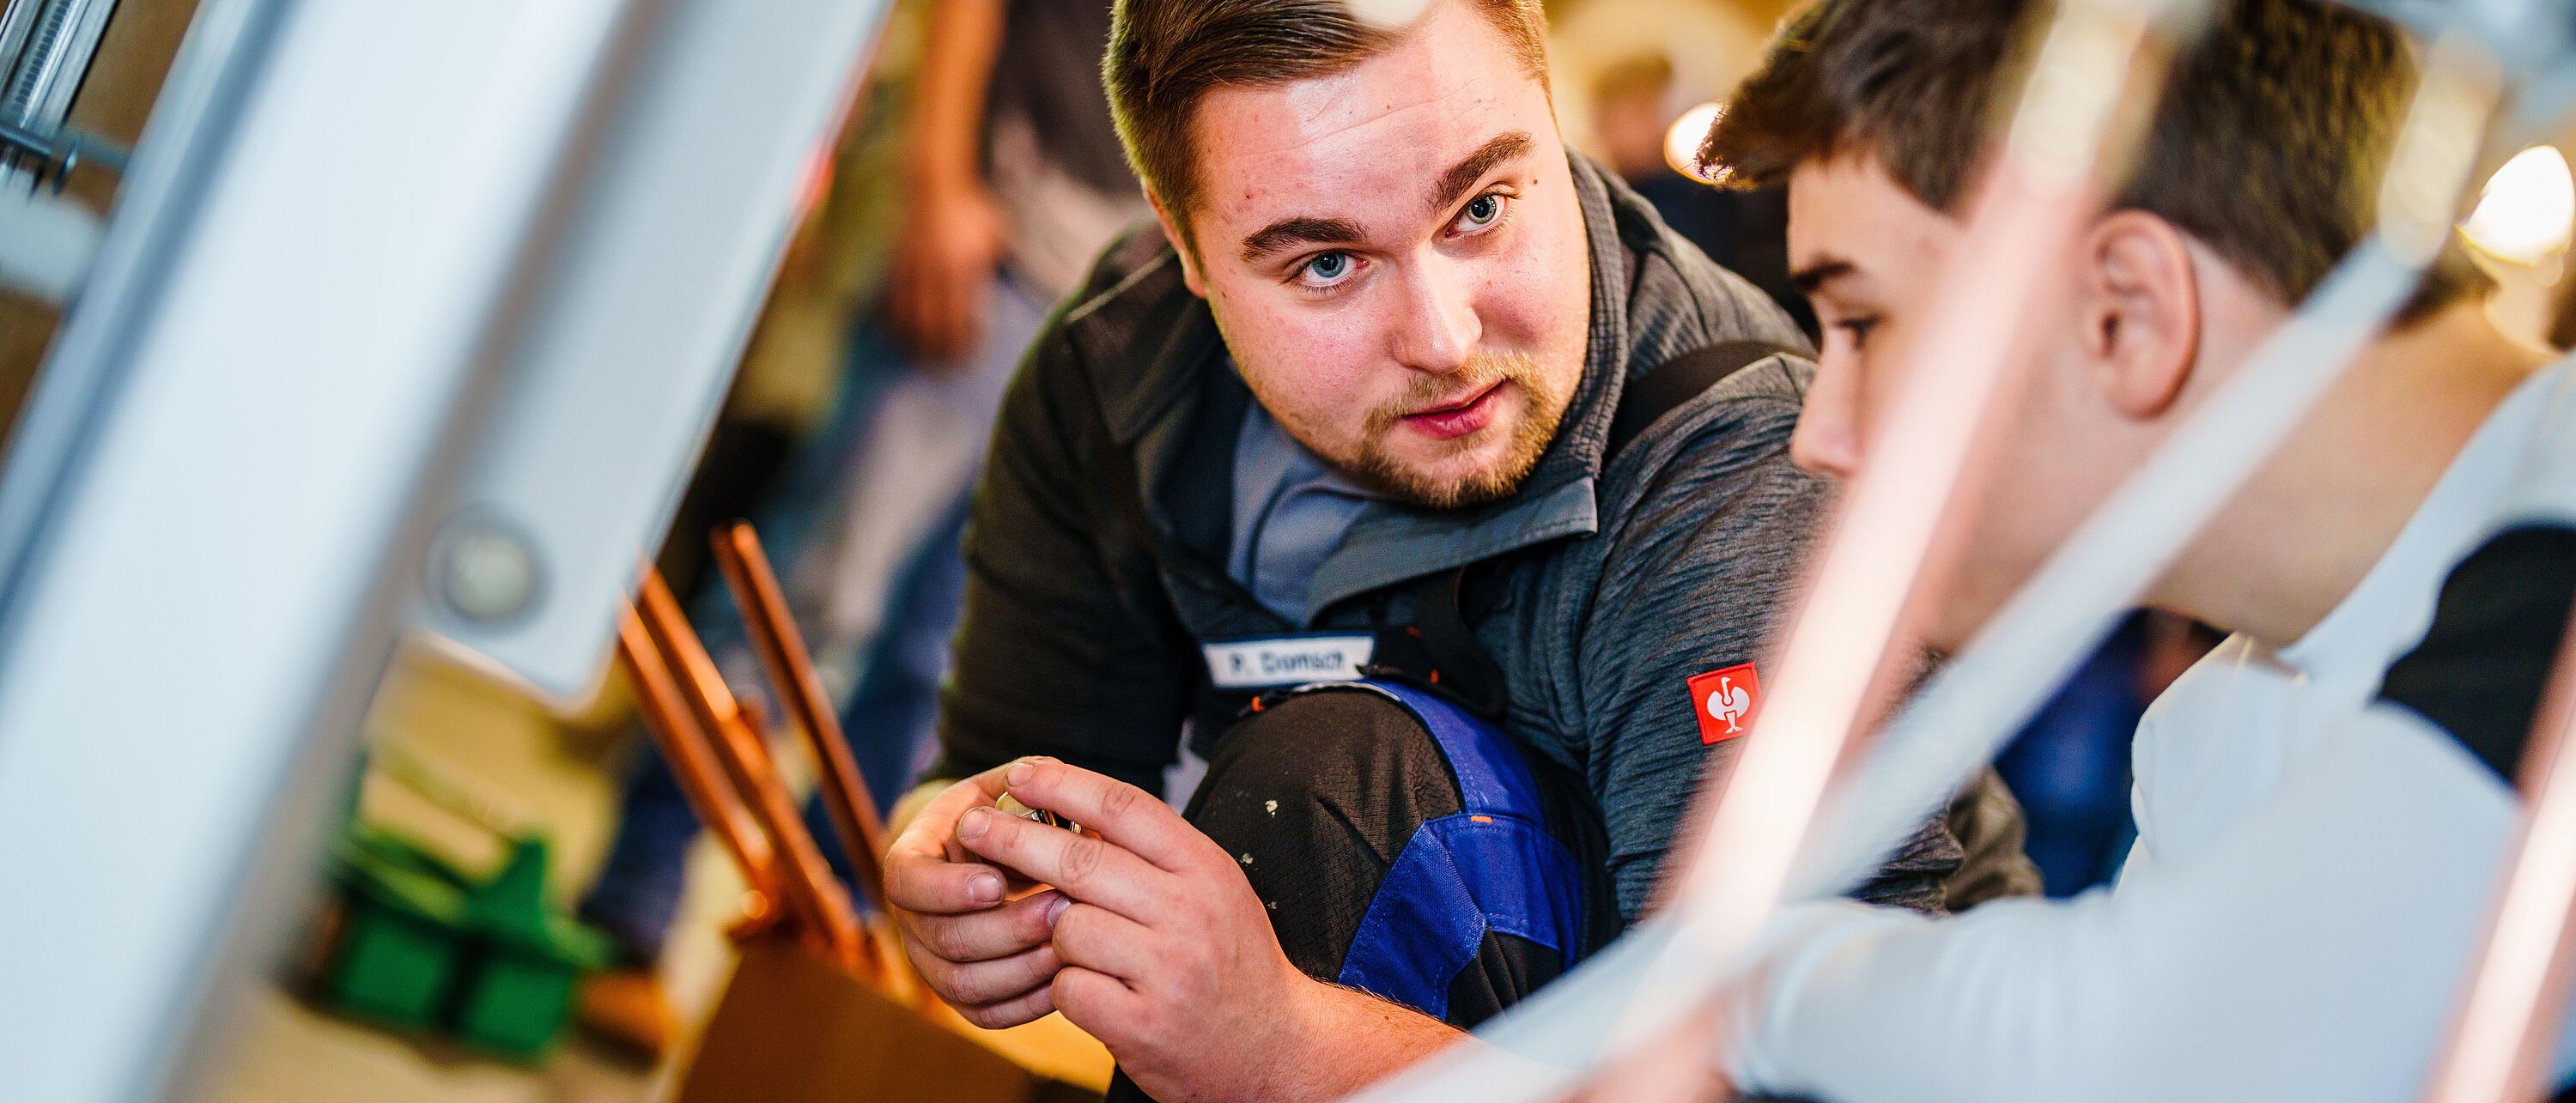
1790;352;1864;479
1387;258;1481;374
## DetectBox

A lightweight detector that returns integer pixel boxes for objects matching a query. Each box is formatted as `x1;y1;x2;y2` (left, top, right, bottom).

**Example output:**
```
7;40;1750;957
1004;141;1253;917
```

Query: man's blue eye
1464;196;1499;225
1307;252;1352;282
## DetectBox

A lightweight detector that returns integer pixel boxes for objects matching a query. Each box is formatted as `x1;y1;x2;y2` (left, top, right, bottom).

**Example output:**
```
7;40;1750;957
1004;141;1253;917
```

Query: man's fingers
882;763;1030;868
939;760;1025;809
1050;967;1147;1050
1002;759;1202;871
908;936;1064;1010
1047;901;1157;983
958;806;1163;914
903;888;1065;963
956;979;1058;1031
883;848;1011;915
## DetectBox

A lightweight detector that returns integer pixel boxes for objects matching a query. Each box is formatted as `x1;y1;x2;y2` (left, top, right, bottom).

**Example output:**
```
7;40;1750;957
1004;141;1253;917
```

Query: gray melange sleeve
1568;364;1963;921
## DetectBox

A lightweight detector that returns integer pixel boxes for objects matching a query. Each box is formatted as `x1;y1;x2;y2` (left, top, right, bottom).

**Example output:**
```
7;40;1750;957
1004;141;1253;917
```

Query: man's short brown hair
1106;0;1551;239
1700;0;2484;313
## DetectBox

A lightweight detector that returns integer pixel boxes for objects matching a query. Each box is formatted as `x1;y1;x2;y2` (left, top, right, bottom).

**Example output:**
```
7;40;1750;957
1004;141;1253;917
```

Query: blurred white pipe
0;186;100;304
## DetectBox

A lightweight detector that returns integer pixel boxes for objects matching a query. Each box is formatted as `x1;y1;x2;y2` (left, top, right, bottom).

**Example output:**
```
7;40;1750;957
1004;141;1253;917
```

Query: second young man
1583;1;2576;1098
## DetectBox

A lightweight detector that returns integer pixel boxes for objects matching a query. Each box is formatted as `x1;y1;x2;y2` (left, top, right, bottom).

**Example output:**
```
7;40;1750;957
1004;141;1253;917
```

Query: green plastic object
446;838;619;1058
318;755;619;1060
324;827;470;1029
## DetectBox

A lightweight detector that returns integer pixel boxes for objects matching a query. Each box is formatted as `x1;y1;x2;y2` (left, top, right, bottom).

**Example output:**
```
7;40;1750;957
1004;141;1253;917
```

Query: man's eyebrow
1240;216;1370;264
1233;131;1534;264
1792;258;1856;294
1430;130;1535;215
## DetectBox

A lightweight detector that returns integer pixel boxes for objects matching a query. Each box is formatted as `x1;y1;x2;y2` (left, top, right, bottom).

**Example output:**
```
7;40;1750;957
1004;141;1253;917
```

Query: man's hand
881;760;1069;1028
963;759;1461;1101
882;180;1005;366
885;0;1004;367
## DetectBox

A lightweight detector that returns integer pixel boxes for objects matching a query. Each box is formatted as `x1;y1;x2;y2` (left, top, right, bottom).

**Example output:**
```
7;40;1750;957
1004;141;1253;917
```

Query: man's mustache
1366;352;1542;434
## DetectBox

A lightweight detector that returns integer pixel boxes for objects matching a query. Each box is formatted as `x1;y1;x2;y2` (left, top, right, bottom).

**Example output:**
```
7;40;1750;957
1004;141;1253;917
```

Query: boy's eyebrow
1428;130;1534;215
1792;258;1856;294
1240;216;1370;264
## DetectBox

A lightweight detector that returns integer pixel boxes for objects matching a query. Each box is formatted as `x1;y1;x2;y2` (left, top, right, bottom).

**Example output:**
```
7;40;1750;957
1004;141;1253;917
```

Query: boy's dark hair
1701;0;2486;314
1106;0;1549;241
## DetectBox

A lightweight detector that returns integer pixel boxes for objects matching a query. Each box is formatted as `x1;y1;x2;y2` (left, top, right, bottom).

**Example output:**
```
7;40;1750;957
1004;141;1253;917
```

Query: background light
2459;144;2575;266
1344;0;1432;29
1664;101;1723;183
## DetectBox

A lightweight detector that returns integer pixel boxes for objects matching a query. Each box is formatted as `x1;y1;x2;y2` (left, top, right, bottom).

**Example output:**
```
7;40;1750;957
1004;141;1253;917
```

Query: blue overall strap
1332;680;1589;1021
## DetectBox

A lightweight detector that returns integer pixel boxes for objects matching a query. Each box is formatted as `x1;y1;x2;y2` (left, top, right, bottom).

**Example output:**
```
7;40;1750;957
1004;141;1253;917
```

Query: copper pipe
611;605;783;908
738;652;920;991
2425;614;2576;1103
711;521;891;911
635;567;755;754
635;569;867;970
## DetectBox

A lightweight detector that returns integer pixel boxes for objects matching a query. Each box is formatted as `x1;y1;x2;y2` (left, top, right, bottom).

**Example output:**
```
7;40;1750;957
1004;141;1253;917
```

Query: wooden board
679;939;1109;1103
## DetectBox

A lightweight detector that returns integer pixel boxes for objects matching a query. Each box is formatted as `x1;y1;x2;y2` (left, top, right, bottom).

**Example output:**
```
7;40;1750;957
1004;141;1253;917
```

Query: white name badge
1201;633;1376;690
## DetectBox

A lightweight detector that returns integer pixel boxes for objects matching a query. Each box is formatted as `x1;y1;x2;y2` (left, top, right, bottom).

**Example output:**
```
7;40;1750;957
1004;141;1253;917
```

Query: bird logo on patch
1687;663;1763;744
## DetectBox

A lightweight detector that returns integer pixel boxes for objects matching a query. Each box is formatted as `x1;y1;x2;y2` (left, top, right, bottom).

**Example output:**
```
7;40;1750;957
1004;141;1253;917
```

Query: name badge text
1202;634;1375;690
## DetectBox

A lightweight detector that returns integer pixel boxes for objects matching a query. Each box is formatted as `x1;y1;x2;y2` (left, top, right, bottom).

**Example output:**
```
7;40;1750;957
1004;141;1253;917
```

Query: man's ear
1148;189;1208;299
2080;210;2201;420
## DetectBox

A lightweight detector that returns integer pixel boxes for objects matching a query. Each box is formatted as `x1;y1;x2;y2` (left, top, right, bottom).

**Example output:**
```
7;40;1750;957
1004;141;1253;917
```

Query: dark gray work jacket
932;156;2001;919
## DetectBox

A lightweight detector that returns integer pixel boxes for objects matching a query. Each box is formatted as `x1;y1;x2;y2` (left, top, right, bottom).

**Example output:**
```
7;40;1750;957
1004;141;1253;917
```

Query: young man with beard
1591;0;2576;1098
874;1;2036;1099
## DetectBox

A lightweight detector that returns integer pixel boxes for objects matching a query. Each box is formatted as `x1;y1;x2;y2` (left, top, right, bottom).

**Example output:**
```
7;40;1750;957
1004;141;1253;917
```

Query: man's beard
1341;350;1572;510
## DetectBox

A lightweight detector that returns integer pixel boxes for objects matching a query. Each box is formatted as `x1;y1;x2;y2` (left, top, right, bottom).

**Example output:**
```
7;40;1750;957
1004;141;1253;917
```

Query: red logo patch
1687;663;1764;744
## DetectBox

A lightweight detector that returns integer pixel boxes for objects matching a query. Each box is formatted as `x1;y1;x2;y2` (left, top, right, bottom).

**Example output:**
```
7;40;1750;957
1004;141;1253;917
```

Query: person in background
573;0;1140;1058
1988;611;2214;896
1984;614;2152;896
777;0;1145;810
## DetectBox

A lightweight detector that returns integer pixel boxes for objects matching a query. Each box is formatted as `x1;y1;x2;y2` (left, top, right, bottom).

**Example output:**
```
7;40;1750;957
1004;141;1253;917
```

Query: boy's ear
1149;189;1207;298
2082;209;2202;420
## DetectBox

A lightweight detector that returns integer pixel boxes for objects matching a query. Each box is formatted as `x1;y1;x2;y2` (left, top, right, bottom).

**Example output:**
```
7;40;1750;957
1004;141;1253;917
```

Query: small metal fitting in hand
996;794;1078;833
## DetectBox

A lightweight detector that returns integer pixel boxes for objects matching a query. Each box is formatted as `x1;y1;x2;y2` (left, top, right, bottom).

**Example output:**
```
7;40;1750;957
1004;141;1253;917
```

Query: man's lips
1399;381;1507;441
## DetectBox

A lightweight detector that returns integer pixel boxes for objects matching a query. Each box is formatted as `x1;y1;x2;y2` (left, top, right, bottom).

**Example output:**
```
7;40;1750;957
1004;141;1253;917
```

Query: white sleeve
1728;704;2518;1103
